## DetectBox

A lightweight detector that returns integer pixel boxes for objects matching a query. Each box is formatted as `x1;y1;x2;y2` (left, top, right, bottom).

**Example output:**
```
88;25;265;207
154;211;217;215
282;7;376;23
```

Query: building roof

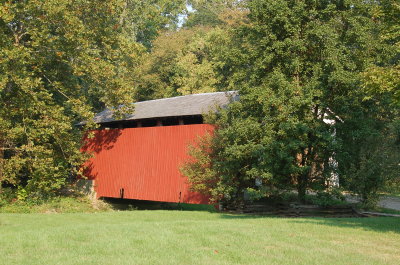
92;91;238;124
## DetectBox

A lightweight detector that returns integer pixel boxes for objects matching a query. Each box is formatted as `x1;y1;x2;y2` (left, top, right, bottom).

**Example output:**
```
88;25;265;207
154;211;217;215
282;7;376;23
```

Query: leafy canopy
182;0;399;206
0;0;185;198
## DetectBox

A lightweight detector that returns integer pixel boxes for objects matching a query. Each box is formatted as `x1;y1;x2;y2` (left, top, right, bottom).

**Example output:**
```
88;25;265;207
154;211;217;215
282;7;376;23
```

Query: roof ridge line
135;91;237;104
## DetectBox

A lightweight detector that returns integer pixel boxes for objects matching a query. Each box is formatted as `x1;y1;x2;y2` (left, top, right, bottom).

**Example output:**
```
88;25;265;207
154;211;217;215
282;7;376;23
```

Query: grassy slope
0;211;399;265
0;197;110;213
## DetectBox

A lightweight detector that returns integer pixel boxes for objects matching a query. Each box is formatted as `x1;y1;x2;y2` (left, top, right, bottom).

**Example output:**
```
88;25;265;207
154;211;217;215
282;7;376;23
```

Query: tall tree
0;0;185;198
361;0;400;107
338;0;400;205
135;1;247;100
135;27;216;100
183;0;398;205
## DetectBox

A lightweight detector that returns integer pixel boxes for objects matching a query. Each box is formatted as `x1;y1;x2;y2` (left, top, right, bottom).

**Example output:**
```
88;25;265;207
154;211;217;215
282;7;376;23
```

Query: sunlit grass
0;197;111;214
0;211;399;265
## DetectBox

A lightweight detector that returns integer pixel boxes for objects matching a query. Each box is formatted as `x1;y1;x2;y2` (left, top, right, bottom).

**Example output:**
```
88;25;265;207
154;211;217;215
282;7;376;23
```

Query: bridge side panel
82;124;212;204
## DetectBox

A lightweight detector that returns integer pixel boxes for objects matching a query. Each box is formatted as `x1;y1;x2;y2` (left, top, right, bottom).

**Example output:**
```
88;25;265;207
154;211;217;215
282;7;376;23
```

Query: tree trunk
297;174;307;203
0;138;3;194
297;148;309;203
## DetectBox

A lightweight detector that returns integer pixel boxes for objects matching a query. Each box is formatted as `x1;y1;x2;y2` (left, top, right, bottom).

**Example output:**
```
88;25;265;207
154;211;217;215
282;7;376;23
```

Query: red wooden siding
82;124;213;204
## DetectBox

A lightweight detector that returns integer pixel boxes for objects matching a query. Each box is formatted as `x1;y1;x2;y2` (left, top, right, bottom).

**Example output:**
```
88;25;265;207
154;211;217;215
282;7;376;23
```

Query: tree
135;27;216;100
338;0;400;205
182;103;272;205
135;1;248;100
183;0;397;206
0;0;185;198
361;0;399;108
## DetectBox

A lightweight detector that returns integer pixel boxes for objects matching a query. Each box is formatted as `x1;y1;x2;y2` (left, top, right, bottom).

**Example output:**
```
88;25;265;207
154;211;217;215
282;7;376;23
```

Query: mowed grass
0;211;399;265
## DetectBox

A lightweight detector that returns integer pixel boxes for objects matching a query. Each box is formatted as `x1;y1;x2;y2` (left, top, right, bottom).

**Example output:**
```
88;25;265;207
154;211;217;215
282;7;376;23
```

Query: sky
177;4;195;27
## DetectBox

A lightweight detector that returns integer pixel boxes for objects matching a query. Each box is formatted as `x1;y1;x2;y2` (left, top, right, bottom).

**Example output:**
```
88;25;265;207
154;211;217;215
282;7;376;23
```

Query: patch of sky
177;3;195;28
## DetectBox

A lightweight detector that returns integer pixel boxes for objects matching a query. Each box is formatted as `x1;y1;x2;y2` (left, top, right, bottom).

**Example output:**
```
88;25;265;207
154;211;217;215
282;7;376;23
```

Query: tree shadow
218;214;400;234
286;217;400;234
80;129;122;179
81;161;98;180
182;190;210;205
219;214;279;219
102;198;217;212
81;128;122;154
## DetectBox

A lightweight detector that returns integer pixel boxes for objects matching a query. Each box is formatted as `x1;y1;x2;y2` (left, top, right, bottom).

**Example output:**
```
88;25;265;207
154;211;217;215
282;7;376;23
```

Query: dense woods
0;0;399;207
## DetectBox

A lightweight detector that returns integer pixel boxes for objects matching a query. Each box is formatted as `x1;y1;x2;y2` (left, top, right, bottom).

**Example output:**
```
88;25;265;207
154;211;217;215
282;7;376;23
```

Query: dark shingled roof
92;91;238;124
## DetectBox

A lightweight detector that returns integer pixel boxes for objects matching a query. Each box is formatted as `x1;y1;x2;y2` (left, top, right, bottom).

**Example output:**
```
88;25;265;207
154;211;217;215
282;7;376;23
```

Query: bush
0;188;16;208
305;192;347;207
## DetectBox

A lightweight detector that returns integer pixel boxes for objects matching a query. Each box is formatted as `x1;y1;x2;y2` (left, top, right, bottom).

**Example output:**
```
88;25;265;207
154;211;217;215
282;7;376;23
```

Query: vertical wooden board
82;124;212;204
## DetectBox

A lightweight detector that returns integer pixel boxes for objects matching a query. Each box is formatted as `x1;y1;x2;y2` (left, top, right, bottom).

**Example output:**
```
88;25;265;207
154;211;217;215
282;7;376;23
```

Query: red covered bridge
82;91;237;204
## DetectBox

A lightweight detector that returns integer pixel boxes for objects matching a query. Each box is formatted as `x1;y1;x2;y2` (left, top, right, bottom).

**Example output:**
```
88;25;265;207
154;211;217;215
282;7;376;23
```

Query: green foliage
182;107;272;205
135;27;223;99
362;66;400;107
129;0;186;47
16;187;27;201
184;7;223;28
361;1;400;108
0;187;16;208
1;0;397;208
339;120;400;207
0;0;185;199
135;4;247;100
183;0;399;206
338;1;400;205
304;192;346;208
184;0;244;28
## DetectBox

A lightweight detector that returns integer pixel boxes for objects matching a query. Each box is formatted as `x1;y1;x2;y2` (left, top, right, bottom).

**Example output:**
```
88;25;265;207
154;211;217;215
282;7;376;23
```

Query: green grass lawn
0;211;399;265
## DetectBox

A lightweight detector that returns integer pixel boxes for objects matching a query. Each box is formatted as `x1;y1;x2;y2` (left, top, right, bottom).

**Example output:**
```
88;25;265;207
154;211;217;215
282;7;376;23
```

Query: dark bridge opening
99;115;203;129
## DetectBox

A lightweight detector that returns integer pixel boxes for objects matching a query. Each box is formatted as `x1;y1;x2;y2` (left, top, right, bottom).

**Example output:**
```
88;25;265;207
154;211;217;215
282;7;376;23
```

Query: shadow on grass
219;214;400;234
219;214;277;219
102;198;217;212
103;198;399;234
287;217;400;234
